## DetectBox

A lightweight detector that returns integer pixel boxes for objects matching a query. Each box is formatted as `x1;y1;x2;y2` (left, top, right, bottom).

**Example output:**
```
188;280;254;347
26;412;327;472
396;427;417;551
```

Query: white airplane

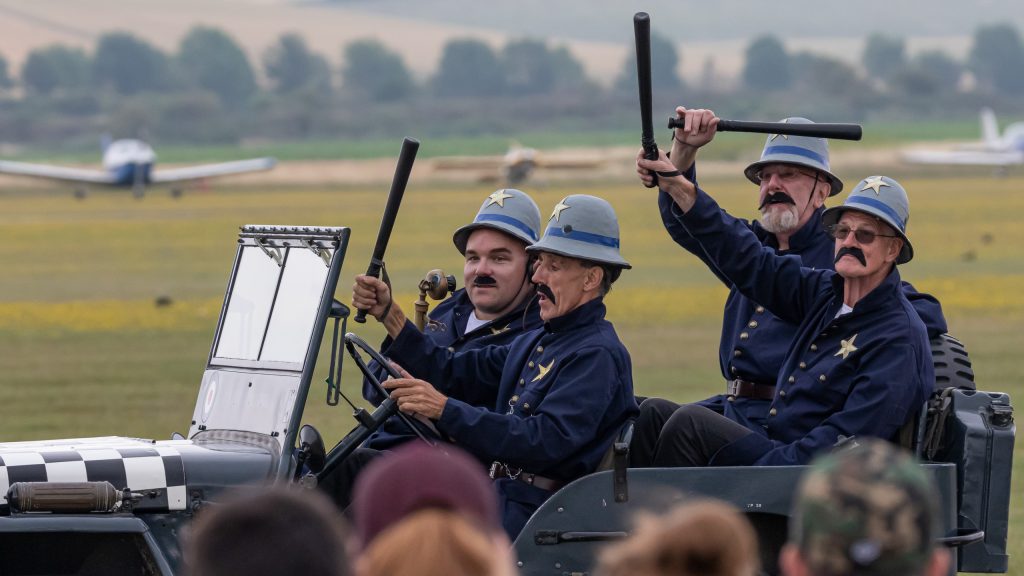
0;139;276;198
902;108;1024;171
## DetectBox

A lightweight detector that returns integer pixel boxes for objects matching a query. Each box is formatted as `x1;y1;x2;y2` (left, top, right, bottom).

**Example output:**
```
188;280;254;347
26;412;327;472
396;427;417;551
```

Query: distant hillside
0;0;1011;87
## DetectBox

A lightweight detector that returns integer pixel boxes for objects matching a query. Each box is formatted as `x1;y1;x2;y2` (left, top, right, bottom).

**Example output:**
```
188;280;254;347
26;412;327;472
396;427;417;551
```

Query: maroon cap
352;443;500;548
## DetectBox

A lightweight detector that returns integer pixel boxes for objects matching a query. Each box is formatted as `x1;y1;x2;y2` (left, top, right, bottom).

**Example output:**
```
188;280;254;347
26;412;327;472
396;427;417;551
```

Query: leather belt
727;378;776;400
489;462;565;492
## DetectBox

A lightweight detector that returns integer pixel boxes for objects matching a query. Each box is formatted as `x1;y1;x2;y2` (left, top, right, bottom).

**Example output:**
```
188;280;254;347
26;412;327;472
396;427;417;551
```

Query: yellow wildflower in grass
922;274;1024;315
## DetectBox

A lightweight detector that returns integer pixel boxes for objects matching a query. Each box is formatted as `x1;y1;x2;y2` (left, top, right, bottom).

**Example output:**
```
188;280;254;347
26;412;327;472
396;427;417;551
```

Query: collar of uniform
437;289;475;338
544;297;606;333
754;206;826;253
494;287;541;329
449;288;474;314
829;265;903;315
788;206;828;252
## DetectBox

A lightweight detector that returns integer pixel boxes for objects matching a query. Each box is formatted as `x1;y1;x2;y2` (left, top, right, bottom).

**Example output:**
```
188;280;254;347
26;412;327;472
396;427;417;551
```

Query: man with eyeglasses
628;108;939;467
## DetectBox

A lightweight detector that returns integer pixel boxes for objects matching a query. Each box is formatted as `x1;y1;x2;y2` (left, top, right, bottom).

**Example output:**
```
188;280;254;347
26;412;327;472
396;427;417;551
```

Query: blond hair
357;508;509;576
595;499;759;576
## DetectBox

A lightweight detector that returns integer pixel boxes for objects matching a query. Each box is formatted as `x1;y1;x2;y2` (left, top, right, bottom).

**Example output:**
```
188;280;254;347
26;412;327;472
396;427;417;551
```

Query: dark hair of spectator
595;499;759;576
185;487;351;576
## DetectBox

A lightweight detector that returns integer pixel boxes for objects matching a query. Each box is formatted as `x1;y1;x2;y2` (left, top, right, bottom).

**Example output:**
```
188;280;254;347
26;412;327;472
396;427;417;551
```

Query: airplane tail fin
980;108;1000;147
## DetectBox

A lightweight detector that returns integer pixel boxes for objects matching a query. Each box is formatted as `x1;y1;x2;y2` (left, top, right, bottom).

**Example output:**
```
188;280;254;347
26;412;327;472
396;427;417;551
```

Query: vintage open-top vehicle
0;216;1015;576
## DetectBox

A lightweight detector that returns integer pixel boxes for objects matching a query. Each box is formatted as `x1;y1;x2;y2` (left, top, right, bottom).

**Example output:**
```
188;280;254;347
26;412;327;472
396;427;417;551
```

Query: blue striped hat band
844;196;906;232
544;225;620;248
475;213;538;241
763;145;828;167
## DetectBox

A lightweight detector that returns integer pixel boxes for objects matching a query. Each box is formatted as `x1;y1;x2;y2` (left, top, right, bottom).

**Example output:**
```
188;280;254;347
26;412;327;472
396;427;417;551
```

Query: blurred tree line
1;23;1023;150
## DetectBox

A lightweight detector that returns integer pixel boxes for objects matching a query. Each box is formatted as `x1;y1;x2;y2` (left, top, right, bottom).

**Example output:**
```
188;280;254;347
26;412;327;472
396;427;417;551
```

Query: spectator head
595;499;759;576
357;508;515;576
185;487;351;576
781;439;950;576
351;443;501;550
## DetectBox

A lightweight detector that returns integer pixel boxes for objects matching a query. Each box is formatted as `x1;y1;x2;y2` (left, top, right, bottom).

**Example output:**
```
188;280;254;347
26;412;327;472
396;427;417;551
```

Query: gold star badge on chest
531;360;554;382
834;334;859;360
486;190;514;207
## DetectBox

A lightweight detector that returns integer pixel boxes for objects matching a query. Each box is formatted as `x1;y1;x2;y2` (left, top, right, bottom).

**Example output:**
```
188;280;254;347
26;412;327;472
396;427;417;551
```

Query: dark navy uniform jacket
671;188;933;466
659;164;946;430
361;288;542;450
383;298;638;537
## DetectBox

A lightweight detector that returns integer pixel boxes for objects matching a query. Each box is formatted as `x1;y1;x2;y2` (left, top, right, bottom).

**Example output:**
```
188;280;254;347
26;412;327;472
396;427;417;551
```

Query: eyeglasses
755;167;815;184
826;224;898;245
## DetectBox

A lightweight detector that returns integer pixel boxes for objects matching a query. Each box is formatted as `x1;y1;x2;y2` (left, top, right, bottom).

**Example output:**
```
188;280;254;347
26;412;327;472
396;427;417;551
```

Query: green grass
0;174;1021;573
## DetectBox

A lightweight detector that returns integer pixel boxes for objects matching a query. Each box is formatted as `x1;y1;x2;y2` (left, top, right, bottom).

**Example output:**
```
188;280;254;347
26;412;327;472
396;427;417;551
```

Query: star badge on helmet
485;190;514;207
550;199;570;222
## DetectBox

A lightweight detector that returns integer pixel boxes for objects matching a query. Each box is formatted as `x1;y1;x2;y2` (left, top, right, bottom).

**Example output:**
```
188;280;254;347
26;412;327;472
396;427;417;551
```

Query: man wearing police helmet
630;108;946;467
352;194;638;538
633;152;933;468
359;188;545;451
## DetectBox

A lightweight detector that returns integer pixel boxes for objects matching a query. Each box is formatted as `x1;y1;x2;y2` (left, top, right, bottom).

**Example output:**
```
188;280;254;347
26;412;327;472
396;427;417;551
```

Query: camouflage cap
790;440;939;576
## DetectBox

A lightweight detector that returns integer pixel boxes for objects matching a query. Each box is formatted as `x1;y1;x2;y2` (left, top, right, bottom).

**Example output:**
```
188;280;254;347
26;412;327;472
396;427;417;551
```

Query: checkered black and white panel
0;440;186;511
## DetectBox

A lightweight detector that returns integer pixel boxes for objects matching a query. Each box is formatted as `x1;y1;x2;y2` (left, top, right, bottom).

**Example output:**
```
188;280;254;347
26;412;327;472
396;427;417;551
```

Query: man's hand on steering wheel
384;364;448;421
344;333;438;446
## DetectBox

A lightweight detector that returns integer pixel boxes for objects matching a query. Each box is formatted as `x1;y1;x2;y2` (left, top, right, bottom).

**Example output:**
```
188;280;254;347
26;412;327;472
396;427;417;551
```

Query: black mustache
758;192;796;210
835;247;867;266
473;276;496;286
536;284;556;304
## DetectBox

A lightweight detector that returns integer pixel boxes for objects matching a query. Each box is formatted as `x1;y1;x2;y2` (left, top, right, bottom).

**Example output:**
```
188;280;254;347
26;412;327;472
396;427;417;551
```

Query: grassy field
0;173;1021;572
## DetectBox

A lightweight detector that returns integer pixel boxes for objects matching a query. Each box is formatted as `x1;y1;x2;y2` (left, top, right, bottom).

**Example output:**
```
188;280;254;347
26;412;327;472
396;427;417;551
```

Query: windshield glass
214;245;332;365
262;248;331;363
215;247;280;361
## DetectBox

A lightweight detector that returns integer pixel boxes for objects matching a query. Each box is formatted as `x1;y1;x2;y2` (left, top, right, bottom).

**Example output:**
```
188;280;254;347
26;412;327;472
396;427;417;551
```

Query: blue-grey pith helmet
744;117;843;196
821;175;913;264
452;189;542;254
527;195;631;269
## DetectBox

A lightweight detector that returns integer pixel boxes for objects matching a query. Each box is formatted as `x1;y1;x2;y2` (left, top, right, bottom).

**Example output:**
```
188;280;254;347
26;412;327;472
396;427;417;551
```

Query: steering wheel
343;332;437;446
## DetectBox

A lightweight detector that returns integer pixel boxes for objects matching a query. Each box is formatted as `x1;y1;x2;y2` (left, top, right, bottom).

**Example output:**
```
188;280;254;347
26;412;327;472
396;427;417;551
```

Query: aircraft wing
150;157;276;183
0;160;119;184
902;149;1024;167
431;156;506;170
538;158;605;170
